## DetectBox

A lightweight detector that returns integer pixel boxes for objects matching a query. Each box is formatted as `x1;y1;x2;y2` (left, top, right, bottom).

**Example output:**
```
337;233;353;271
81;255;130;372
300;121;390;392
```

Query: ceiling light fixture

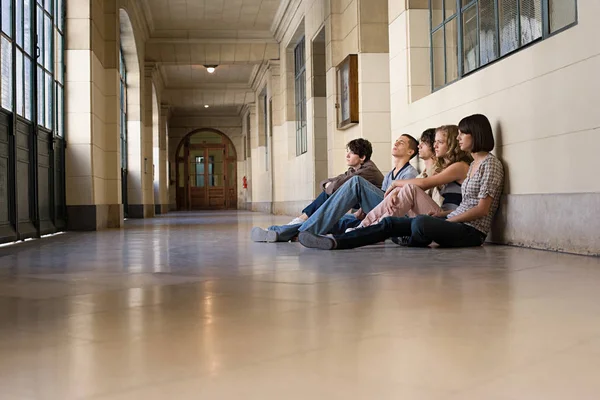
204;65;218;74
204;105;210;108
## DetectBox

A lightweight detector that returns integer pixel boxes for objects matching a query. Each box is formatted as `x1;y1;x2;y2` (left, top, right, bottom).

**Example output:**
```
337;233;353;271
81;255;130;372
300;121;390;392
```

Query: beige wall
389;0;599;254
65;0;167;228
246;0;393;216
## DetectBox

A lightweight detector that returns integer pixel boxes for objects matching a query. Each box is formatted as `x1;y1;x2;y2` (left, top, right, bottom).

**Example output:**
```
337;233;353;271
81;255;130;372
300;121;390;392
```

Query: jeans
333;215;487;250
299;176;385;236
302;191;329;217
266;176;379;242
267;214;361;242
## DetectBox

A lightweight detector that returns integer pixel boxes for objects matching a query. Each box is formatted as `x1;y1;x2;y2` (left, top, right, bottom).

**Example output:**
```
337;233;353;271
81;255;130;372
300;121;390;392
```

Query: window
263;94;269;170
294;37;307;156
0;0;63;131
430;0;577;91
245;113;251;159
119;47;127;172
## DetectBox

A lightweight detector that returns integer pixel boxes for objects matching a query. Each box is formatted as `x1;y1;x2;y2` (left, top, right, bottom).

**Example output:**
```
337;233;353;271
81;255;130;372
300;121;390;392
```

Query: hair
419;128;437;153
434;125;473;171
346;138;373;162
401;134;419;160
458;114;495;153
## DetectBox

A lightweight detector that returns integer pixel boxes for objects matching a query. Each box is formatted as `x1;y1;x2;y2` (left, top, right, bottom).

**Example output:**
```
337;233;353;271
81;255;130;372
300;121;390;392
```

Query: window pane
44;0;51;13
431;0;443;28
37;5;43;61
550;0;577;32
24;56;32;119
445;0;457;18
57;84;63;136
57;0;63;29
37;65;44;123
17;0;23;46
462;5;478;74
432;28;445;90
44;14;52;70
498;0;519;56
520;0;542;46
45;72;52;128
445;17;459;83
55;30;63;82
1;37;12;111
479;0;498;66
16;51;23;116
24;0;31;54
1;0;11;36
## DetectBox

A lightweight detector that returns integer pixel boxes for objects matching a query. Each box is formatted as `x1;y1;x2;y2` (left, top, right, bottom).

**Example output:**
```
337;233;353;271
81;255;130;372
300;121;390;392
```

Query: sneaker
298;231;336;250
344;224;364;233
286;217;305;225
391;236;410;246
251;227;279;243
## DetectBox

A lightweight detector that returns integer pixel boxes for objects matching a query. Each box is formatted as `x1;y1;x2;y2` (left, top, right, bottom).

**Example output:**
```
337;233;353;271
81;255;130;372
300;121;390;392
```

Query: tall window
245;113;251;159
0;0;63;133
294;37;307;156
119;47;128;174
263;94;268;170
430;0;577;91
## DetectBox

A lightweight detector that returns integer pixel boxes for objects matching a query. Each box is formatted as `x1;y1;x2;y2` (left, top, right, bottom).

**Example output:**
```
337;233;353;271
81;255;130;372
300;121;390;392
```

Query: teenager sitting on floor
298;114;504;250
348;125;472;232
284;138;384;226
251;134;420;242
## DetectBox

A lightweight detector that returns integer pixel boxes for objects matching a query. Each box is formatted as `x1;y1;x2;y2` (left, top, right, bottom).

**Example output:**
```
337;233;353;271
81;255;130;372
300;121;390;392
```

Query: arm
389;162;469;192
447;196;493;223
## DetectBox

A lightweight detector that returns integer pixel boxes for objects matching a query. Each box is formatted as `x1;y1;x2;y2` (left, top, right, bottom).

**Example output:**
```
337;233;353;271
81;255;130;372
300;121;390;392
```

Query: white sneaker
286;217;305;225
345;224;364;233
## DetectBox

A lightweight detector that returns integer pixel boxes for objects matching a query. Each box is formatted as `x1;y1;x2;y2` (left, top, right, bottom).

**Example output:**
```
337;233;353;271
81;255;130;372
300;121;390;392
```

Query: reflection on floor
1;211;600;400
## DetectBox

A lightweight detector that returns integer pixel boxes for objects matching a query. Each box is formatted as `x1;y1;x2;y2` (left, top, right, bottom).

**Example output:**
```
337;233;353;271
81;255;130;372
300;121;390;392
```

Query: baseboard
67;204;122;231
489;193;600;256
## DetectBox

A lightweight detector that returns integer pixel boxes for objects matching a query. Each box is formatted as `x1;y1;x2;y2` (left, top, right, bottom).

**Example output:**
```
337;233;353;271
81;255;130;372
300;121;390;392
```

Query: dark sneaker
298;231;336;250
391;236;410;246
251;227;279;243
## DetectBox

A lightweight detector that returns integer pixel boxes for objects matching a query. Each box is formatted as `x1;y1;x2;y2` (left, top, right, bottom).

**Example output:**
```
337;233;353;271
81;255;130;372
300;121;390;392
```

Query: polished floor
1;211;600;399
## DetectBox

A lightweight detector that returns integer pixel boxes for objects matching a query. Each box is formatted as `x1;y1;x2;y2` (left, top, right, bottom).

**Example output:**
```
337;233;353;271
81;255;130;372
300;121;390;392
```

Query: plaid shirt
447;153;504;235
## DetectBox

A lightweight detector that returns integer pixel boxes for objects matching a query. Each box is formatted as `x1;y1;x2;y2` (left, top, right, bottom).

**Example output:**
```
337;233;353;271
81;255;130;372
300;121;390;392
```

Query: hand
428;210;447;218
384;182;396;197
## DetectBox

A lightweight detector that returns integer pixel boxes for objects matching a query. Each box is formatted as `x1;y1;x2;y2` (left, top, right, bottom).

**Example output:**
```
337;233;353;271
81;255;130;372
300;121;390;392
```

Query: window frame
294;36;307;157
429;0;578;92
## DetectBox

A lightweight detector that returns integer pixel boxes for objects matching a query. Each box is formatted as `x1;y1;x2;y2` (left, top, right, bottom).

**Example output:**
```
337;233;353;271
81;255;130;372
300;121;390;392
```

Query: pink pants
361;184;442;227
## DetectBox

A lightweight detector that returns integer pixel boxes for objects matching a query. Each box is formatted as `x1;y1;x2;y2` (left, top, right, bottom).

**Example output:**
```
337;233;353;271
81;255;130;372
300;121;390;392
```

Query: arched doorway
176;129;238;210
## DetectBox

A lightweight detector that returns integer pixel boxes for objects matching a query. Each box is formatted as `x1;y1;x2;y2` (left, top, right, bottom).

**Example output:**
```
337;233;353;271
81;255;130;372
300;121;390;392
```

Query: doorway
176;129;237;210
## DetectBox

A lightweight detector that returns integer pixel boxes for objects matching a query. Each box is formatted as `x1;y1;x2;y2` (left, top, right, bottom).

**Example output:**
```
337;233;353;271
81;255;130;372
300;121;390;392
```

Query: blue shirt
381;162;419;192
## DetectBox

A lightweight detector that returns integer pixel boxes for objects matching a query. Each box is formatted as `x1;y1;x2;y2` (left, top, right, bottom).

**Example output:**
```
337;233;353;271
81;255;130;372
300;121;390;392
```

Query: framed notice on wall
336;54;359;129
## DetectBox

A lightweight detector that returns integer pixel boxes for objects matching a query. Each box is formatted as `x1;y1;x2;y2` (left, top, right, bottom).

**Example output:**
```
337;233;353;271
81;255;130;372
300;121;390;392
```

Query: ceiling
161;64;257;87
143;0;280;35
142;0;283;116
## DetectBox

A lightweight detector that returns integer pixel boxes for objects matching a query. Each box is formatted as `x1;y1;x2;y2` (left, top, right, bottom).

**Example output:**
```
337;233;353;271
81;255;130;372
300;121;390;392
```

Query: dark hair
346;138;373;161
401;134;419;160
458;114;495;153
419;128;436;152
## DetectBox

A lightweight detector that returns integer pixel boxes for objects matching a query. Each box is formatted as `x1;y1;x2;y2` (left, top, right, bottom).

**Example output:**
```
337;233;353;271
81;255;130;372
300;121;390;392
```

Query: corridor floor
1;211;600;400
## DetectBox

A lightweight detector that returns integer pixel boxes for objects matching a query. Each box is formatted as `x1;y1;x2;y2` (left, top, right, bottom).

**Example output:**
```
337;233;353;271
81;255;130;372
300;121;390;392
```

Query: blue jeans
332;215;487;250
268;176;384;242
302;191;329;217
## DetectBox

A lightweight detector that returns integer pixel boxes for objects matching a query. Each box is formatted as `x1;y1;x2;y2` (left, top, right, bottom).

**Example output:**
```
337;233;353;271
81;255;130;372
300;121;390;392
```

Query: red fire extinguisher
242;176;248;189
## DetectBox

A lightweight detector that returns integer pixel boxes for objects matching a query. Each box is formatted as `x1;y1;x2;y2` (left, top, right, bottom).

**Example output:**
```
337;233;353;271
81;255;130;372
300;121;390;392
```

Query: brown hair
434;125;473;172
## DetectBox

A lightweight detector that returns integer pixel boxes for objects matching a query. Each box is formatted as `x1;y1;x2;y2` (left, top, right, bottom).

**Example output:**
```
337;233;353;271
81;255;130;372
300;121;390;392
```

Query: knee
349;175;362;186
402;184;417;195
411;215;429;233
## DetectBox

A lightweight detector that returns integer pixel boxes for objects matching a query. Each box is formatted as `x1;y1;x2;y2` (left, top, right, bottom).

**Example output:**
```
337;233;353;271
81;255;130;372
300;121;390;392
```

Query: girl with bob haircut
299;114;505;250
